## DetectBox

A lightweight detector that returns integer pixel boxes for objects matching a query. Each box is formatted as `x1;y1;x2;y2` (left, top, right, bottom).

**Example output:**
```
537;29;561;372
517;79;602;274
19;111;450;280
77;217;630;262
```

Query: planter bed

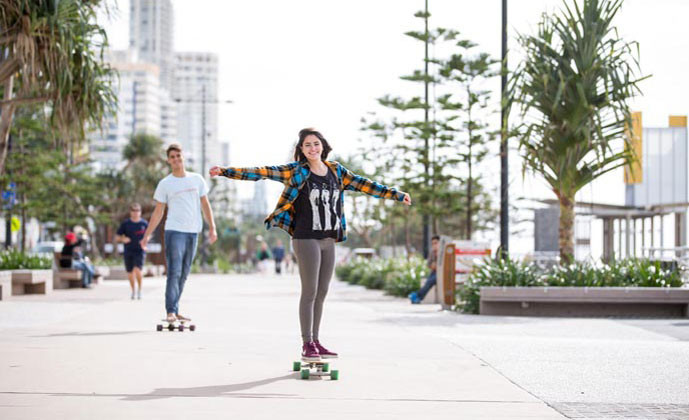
479;286;689;318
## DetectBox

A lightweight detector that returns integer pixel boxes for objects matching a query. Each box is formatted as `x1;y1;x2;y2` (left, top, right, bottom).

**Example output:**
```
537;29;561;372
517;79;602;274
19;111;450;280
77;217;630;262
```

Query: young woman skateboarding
209;128;411;361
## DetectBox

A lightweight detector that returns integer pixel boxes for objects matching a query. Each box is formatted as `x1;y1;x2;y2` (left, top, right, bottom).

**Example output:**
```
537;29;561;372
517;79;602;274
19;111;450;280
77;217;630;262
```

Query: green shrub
0;250;51;270
383;256;428;297
456;256;543;314
335;256;429;296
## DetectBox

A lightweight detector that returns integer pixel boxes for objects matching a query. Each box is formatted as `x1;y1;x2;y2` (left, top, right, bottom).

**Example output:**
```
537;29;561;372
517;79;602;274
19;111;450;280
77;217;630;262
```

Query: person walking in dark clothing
272;239;286;274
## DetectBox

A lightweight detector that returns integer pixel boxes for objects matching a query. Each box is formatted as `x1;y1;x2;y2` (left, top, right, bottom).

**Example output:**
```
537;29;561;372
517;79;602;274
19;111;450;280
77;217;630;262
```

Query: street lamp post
174;90;232;267
500;0;509;259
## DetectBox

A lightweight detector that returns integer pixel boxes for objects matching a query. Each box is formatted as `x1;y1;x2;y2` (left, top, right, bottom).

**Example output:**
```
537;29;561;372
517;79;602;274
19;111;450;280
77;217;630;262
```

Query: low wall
479;287;689;318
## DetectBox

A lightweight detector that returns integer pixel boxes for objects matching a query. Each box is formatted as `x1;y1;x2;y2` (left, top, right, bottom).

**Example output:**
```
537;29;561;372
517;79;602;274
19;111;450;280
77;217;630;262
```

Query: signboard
454;240;491;278
436;237;491;310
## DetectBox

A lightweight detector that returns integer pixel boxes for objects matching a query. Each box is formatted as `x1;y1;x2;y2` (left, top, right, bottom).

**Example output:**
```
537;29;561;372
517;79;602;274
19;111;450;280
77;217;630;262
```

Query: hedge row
335;256;428;297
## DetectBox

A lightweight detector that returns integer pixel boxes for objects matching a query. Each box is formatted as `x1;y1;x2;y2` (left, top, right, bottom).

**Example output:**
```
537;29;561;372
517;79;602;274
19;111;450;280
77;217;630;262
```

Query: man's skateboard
156;318;196;332
292;359;339;380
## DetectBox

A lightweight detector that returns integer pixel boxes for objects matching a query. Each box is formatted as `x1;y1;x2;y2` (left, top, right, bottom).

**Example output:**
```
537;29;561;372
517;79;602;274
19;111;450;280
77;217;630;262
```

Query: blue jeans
417;271;437;300
72;260;94;287
164;230;198;314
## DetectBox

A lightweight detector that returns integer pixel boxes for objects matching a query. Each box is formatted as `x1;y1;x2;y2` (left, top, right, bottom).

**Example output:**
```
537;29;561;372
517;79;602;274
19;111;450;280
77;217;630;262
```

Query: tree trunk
85;221;101;260
466;86;474;241
0;76;16;176
404;209;412;258
20;193;26;253
558;193;575;264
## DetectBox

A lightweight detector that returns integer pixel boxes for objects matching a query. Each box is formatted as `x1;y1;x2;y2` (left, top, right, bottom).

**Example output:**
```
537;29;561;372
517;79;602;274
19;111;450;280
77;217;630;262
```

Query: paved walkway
0;273;687;419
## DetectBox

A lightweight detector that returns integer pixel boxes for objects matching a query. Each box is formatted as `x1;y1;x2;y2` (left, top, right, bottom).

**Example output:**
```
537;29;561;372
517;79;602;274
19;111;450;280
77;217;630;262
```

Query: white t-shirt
153;172;208;233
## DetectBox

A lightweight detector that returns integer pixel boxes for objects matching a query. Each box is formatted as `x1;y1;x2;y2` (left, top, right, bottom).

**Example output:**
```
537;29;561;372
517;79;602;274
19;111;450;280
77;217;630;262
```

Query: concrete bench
105;266;128;280
0;270;12;300
94;266;110;284
479;286;689;318
11;269;53;295
53;253;84;289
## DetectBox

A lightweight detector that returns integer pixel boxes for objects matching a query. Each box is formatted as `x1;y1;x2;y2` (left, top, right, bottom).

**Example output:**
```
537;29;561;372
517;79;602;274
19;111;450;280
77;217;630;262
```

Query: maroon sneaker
301;341;320;362
314;340;338;359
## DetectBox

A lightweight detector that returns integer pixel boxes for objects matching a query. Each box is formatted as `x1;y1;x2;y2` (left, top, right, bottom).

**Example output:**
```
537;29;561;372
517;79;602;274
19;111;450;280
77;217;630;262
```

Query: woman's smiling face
301;134;323;161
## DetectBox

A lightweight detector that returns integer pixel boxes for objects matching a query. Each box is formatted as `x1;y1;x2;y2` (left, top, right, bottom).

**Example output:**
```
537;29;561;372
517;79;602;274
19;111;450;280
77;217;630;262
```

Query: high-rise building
129;0;174;91
173;52;220;177
240;181;269;220
90;49;173;171
213;141;238;216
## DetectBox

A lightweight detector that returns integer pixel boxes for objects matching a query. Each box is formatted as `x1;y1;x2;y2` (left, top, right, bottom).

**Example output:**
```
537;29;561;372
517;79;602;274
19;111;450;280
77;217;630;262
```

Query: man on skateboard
116;202;148;300
141;143;217;324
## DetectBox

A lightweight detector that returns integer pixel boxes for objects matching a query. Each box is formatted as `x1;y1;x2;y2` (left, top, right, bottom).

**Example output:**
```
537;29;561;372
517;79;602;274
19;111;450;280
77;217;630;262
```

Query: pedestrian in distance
210;127;411;362
272;239;286;274
408;235;440;304
141;143;218;325
256;241;272;273
116;202;149;300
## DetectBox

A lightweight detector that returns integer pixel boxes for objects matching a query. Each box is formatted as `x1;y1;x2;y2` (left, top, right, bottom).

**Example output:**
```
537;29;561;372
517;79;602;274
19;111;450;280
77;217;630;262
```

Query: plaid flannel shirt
219;160;405;242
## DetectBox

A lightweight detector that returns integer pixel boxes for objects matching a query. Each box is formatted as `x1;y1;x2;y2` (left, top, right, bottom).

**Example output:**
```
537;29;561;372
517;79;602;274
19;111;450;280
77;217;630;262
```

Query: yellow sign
669;115;687;127
10;216;20;233
624;112;642;184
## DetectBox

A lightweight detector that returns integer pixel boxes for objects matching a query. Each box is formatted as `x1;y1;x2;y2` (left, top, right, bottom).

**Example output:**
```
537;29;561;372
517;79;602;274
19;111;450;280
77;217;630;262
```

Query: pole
422;0;430;259
131;80;138;136
4;134;11;249
499;0;509;259
200;84;207;267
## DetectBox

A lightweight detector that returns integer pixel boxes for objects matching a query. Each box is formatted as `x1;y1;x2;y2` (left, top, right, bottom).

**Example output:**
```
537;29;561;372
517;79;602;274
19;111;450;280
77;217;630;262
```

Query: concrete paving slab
0;274;566;419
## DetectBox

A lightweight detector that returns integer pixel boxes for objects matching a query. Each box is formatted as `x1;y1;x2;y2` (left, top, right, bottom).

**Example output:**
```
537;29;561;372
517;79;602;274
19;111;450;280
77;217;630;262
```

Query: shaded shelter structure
534;114;689;263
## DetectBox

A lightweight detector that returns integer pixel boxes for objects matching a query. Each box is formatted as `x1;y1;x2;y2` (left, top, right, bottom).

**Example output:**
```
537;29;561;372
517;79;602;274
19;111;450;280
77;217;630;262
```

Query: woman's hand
209;166;223;177
402;192;412;206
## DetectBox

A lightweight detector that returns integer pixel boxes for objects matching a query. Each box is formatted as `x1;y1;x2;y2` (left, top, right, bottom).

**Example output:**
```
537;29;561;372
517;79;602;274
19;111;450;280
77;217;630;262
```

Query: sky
100;0;689;255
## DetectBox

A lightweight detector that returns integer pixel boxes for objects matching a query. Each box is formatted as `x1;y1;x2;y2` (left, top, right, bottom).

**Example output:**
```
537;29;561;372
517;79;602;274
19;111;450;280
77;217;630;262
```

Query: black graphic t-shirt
293;169;342;240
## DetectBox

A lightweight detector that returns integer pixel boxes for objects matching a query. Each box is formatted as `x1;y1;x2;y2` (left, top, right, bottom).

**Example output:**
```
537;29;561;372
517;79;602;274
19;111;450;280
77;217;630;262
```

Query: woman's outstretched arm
340;164;411;205
209;163;295;184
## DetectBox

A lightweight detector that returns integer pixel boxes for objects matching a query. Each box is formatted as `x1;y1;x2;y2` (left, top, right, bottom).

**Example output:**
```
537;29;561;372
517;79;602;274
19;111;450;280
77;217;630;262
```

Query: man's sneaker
166;314;177;323
136;291;142;300
131;292;135;300
301;341;320;362
314;340;338;359
409;291;421;304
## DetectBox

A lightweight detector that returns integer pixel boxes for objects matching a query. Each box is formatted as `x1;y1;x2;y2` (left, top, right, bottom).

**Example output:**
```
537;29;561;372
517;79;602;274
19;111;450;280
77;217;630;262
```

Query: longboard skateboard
156;319;196;332
292;359;339;380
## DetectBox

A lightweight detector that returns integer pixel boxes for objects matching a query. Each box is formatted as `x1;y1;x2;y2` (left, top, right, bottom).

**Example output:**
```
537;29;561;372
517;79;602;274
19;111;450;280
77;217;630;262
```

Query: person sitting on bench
60;232;95;289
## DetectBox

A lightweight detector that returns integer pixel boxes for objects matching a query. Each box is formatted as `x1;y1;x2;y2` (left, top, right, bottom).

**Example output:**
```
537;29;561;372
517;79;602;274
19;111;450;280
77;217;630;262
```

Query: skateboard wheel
300;369;309;380
179;324;185;332
330;370;339;380
167;324;175;331
322;363;329;373
292;361;301;371
189;325;196;332
156;324;163;332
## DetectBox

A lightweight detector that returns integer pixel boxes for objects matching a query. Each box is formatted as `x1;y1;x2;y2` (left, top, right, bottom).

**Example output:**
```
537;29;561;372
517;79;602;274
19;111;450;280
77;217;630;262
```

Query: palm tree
0;0;116;173
510;0;646;262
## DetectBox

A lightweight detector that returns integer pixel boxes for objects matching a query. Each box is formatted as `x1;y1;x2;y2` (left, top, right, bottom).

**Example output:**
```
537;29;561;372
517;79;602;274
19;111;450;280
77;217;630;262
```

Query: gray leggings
293;238;335;343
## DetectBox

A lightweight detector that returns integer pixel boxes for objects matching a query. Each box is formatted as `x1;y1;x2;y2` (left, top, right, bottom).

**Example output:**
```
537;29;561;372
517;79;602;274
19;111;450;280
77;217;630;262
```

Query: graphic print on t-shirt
293;170;342;240
306;175;340;232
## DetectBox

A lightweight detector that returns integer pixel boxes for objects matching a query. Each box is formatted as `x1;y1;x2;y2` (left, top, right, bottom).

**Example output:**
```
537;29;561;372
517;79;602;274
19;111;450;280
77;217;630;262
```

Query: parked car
31;241;63;255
